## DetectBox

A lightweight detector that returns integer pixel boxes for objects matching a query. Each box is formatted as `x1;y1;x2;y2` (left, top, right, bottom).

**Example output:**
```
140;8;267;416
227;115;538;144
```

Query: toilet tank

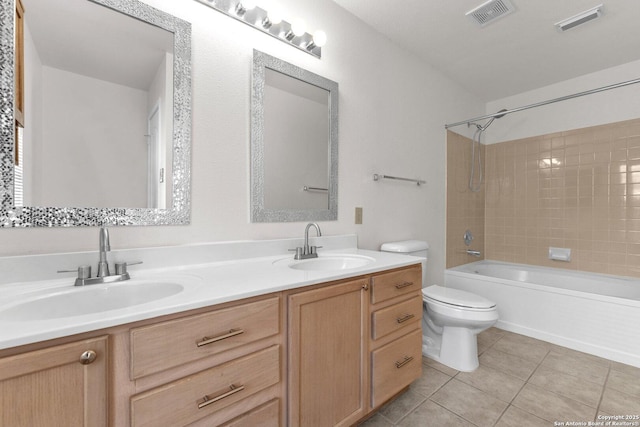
380;240;429;286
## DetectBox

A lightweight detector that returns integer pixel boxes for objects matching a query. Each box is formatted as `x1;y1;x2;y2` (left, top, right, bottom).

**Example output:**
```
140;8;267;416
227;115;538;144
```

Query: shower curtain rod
444;77;640;129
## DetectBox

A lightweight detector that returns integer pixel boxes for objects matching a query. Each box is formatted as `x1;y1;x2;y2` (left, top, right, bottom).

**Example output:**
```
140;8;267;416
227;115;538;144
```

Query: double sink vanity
0;234;424;426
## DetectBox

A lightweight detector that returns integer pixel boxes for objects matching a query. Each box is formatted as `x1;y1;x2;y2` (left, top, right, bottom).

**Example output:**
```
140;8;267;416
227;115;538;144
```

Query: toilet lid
422;285;496;309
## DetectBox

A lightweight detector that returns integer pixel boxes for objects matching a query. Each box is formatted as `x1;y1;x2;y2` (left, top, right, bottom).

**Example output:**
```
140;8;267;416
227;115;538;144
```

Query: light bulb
313;30;327;47
268;8;283;25
291;18;306;36
242;0;257;9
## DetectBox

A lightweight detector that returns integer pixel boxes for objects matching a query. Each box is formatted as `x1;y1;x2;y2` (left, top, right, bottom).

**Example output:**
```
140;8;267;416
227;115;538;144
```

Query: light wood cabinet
371;295;422;340
130;345;280;426
218;399;280;427
126;295;283;427
130;296;280;379
0;263;422;426
288;277;370;427
0;336;108;427
369;265;423;410
370;266;422;305
371;329;423;408
287;264;423;426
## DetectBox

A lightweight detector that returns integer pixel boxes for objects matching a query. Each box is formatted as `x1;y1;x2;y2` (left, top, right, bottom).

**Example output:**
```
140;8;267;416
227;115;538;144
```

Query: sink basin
0;280;186;321
285;255;375;271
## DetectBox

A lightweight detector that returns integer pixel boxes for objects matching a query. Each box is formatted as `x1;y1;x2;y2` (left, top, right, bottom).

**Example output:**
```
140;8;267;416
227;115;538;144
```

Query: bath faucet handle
114;261;143;276
289;247;304;259
58;265;92;279
309;245;323;254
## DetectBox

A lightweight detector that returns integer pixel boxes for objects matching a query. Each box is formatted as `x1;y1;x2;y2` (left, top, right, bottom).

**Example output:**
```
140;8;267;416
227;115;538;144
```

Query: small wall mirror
0;0;191;227
251;50;338;222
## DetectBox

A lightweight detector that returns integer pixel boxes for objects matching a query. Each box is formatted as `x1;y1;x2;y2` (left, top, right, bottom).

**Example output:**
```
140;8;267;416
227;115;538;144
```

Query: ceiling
26;0;173;91
331;0;640;102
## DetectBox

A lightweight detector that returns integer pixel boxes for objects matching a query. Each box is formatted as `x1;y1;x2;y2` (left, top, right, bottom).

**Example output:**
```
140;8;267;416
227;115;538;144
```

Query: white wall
38;67;148;207
23;19;42;206
1;0;483;287
263;74;328;210
484;59;640;145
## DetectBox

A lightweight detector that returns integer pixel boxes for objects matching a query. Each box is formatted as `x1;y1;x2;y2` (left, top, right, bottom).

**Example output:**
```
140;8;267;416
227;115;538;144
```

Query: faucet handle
288;247;304;259
310;246;323;254
114;261;143;275
58;265;92;279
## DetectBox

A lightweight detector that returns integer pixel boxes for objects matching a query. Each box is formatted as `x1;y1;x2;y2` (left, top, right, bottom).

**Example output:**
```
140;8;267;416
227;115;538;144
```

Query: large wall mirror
0;0;191;227
251;50;338;222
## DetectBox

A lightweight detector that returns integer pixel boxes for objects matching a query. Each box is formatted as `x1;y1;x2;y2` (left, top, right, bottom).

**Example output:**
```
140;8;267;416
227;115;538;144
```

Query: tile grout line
594;363;612;421
391;362;456;427
492;349;551;425
500;347;554;424
428;398;484;427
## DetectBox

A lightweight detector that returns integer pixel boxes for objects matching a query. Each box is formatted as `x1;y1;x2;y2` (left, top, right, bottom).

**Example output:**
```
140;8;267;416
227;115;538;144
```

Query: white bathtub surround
446;260;640;368
0;235;421;349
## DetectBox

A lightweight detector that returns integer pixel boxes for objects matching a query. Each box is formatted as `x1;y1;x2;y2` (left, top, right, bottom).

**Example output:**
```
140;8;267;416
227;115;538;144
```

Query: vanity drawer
219;399;280;427
370;266;422;305
371;295;422;341
371;329;422;408
130;345;280;427
130;296;280;379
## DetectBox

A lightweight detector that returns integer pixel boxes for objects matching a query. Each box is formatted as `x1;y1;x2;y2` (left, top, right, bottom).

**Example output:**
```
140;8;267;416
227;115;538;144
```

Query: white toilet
421;285;498;371
380;240;498;372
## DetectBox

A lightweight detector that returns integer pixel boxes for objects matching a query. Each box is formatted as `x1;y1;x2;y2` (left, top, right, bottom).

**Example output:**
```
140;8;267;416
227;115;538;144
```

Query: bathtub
446;260;640;368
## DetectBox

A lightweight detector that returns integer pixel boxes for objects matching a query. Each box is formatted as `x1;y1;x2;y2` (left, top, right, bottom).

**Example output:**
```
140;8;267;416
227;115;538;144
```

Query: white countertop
0;242;422;350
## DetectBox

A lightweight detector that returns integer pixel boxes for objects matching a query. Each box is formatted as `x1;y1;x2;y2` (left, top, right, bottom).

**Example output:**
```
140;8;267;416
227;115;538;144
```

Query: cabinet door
0;336;108;427
288;278;369;427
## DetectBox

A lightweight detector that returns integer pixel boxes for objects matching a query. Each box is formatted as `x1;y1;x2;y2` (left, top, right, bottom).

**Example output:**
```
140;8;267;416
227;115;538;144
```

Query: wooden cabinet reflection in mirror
14;0;24;167
13;0;25;206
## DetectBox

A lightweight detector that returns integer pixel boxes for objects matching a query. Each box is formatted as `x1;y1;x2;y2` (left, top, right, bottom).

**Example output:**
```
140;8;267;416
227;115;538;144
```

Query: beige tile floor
360;328;640;427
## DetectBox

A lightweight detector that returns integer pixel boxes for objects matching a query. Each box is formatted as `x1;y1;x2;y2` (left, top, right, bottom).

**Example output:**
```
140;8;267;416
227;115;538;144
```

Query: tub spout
466;249;481;257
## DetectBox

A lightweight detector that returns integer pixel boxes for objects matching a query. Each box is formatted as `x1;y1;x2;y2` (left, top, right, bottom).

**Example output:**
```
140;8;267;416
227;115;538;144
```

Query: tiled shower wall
446;118;640;278
446;131;485;268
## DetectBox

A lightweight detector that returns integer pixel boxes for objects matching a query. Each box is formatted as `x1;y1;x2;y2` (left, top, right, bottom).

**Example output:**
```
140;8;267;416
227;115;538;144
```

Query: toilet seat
422;285;496;311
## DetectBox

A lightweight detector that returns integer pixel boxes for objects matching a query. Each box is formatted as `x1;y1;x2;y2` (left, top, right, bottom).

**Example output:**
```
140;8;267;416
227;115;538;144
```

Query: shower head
477;108;508;131
494;108;508;118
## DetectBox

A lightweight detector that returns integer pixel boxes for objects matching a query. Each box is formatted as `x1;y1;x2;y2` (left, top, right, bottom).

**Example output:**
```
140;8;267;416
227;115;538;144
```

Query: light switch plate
355;207;363;224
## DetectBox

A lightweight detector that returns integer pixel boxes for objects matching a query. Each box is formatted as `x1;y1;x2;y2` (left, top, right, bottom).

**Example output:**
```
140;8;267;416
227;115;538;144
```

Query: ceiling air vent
555;4;603;32
466;0;516;27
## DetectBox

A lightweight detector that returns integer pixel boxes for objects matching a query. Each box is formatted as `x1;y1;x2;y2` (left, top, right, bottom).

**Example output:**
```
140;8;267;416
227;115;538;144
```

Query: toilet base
422;326;480;372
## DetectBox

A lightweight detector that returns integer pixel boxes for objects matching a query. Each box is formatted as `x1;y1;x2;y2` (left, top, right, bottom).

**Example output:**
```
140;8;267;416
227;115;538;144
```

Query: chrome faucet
58;227;142;286
97;227;111;277
291;223;322;260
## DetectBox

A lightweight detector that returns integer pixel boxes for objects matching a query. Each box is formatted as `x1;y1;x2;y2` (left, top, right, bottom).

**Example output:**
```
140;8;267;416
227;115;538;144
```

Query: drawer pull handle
396;313;415;324
395;356;414;369
197;328;245;347
395;281;414;289
198;384;245;409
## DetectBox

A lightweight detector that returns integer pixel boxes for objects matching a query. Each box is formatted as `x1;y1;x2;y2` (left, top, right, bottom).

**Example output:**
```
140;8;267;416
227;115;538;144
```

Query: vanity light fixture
234;0;256;17
194;0;324;58
262;7;282;29
306;30;326;50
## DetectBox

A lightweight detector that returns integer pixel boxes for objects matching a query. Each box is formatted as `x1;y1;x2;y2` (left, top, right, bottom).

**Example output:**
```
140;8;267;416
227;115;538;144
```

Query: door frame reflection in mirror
250;49;338;223
0;0;192;227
